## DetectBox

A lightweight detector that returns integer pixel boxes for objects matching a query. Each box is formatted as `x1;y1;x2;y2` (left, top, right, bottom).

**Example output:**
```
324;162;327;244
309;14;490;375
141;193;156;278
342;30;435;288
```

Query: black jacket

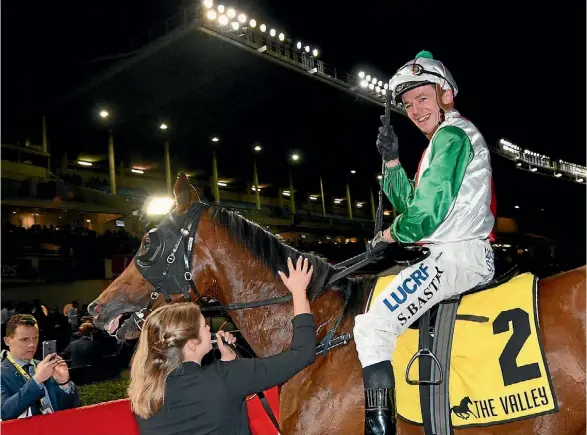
61;337;101;368
136;313;316;435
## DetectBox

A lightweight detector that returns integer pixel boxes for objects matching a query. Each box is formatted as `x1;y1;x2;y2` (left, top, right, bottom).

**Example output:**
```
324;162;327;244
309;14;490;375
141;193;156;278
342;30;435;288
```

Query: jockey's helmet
389;51;458;105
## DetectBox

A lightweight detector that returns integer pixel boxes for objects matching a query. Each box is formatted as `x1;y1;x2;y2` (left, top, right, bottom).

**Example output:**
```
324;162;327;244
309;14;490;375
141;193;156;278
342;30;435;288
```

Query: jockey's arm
389;126;474;243
381;161;414;214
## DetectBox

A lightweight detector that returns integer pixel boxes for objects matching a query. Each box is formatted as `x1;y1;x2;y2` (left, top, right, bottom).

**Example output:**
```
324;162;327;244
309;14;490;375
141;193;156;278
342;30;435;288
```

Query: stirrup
405;348;443;385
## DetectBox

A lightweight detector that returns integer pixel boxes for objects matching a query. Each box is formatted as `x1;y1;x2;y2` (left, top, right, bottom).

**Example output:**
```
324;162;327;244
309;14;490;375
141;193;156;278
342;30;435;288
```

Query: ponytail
128;303;202;418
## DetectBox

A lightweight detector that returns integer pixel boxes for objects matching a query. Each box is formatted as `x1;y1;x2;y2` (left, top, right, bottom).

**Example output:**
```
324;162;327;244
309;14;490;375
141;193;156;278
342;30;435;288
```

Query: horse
88;174;586;435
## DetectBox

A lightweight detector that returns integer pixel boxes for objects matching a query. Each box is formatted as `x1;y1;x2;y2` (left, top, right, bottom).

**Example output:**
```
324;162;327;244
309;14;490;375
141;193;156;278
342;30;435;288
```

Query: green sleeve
382;164;415;215
390;126;474;243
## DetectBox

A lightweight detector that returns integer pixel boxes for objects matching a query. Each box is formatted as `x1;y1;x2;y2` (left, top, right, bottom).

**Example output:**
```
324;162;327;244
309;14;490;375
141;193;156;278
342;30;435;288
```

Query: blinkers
135;202;209;303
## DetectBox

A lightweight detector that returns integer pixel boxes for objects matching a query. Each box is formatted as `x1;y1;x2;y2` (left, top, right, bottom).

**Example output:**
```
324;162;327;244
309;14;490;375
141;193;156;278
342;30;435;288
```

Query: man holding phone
1;314;80;420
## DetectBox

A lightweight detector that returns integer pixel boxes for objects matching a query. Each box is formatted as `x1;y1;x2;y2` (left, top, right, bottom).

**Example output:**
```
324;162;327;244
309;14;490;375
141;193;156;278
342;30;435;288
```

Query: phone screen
42;340;57;359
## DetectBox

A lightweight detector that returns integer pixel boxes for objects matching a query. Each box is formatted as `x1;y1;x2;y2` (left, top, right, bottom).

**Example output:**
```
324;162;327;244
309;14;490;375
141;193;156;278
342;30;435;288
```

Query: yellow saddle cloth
369;272;558;428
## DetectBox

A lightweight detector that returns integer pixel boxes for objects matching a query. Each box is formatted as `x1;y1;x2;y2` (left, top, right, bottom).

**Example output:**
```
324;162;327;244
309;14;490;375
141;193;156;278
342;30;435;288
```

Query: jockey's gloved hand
367;230;390;254
376;115;399;162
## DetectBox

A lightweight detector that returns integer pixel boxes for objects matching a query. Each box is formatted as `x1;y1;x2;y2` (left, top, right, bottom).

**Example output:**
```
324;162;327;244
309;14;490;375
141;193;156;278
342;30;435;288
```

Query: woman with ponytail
128;256;316;435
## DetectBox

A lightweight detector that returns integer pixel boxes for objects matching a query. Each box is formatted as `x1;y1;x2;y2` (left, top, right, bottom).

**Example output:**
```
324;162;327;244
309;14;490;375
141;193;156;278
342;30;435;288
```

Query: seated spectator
1;314;80;420
67;301;79;332
61;323;101;368
1;301;15;326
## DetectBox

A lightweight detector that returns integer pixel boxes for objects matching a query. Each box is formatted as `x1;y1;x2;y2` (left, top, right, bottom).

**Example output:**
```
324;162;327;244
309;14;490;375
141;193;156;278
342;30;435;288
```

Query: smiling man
354;51;497;434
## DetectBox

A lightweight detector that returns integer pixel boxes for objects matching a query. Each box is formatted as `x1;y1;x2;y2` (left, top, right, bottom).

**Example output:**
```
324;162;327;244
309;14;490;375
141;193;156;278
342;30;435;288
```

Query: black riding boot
363;361;397;435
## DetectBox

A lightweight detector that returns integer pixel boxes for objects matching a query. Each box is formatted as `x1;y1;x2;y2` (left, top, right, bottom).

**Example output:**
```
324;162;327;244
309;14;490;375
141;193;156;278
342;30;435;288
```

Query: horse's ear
173;172;200;213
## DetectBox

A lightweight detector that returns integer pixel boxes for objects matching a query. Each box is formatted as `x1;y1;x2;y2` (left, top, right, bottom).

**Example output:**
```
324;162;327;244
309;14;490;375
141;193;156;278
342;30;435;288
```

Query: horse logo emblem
450;397;478;420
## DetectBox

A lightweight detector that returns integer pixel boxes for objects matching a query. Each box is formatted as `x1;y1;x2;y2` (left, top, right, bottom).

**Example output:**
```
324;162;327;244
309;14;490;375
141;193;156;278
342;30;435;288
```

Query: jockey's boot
363;361;396;435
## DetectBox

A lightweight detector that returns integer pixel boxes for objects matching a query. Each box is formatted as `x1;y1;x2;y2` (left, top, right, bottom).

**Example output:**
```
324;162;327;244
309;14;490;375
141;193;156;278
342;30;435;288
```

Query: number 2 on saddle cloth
369;272;558;428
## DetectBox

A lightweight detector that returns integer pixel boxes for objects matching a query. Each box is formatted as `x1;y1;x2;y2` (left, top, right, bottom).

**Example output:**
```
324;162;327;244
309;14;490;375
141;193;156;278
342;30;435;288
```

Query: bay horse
89;174;586;435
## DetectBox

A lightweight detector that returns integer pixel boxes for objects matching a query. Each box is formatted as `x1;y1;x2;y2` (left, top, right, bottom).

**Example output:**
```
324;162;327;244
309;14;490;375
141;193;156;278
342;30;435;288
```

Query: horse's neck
207;230;347;357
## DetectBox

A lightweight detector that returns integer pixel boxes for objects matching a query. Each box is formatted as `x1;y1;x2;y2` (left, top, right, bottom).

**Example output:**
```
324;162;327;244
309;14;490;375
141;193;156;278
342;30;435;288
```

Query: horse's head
89;171;359;355
88;173;207;340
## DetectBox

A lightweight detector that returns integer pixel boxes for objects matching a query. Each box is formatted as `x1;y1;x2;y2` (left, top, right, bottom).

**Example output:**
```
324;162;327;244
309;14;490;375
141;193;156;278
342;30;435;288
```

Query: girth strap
418;310;434;434
430;297;459;435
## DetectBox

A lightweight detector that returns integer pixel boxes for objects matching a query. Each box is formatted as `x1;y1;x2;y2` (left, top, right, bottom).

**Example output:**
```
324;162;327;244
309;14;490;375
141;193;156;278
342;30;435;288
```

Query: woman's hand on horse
217;330;237;362
278;256;314;298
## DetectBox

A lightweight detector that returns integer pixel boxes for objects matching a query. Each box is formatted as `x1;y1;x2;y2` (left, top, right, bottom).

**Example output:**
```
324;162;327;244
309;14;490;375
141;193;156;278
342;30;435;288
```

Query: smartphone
42;340;57;359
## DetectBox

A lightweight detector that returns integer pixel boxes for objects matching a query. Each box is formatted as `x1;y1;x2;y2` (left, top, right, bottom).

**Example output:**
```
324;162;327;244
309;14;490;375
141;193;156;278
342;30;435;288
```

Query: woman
129;256;316;435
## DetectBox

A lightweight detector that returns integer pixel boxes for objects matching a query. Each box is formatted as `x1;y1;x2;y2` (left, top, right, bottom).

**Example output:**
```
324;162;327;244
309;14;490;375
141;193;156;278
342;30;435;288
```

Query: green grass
78;371;130;406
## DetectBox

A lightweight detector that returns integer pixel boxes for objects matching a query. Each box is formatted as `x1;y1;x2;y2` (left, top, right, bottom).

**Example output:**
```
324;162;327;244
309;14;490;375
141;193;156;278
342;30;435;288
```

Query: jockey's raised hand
376;114;399;163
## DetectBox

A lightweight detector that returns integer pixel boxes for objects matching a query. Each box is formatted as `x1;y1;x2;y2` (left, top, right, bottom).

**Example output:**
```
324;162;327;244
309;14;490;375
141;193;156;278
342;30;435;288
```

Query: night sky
2;0;585;252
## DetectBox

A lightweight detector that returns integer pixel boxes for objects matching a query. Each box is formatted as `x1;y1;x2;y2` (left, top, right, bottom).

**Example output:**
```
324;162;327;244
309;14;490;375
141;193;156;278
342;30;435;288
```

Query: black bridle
131;201;389;326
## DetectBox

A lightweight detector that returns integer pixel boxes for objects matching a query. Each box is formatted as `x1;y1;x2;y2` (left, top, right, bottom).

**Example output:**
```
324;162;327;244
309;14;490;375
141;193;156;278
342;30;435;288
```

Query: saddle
374;260;521;435
405;260;519;330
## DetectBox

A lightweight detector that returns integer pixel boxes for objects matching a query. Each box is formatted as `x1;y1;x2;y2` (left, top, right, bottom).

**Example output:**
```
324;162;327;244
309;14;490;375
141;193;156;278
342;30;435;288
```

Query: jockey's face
402;84;452;136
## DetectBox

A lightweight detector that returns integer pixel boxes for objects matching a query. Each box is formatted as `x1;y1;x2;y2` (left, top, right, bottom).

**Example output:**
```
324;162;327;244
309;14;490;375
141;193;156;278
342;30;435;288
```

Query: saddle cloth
369;272;558;428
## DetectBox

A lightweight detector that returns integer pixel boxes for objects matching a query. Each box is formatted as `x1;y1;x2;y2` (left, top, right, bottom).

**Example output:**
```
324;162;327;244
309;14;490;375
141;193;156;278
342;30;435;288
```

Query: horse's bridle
128;201;298;333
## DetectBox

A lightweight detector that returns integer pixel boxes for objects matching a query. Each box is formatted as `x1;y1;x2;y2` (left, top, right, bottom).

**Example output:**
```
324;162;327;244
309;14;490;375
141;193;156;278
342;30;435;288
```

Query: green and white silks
383;110;495;244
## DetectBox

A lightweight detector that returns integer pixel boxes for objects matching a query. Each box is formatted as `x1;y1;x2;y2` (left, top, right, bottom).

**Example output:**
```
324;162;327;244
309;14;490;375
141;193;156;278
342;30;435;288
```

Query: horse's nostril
88;302;101;315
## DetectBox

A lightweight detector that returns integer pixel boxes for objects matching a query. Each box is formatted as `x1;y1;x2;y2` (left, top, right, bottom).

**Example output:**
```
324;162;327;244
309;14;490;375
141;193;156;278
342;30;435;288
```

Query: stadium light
218;14;229;25
278;33;285;41
203;0;213;8
159;123;168;130
249;19;256;27
260;24;266;32
238;13;246;23
217;4;225;13
99;110;109;119
231;21;239;30
78;161;92;167
145;197;175;215
312;48;319;57
269;29;276;37
206;10;217;20
131;168;144;174
227;8;236;18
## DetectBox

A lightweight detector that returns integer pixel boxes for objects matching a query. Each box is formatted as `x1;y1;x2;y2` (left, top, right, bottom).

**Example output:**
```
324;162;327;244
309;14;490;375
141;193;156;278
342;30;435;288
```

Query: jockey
354;50;496;435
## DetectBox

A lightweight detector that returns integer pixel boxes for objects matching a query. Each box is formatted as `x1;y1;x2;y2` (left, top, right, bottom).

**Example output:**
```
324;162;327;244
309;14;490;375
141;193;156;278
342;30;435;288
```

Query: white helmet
389;51;458;105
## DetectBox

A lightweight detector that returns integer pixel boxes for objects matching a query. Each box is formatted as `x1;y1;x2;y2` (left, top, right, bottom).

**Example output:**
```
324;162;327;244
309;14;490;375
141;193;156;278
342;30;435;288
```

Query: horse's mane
208;207;367;314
